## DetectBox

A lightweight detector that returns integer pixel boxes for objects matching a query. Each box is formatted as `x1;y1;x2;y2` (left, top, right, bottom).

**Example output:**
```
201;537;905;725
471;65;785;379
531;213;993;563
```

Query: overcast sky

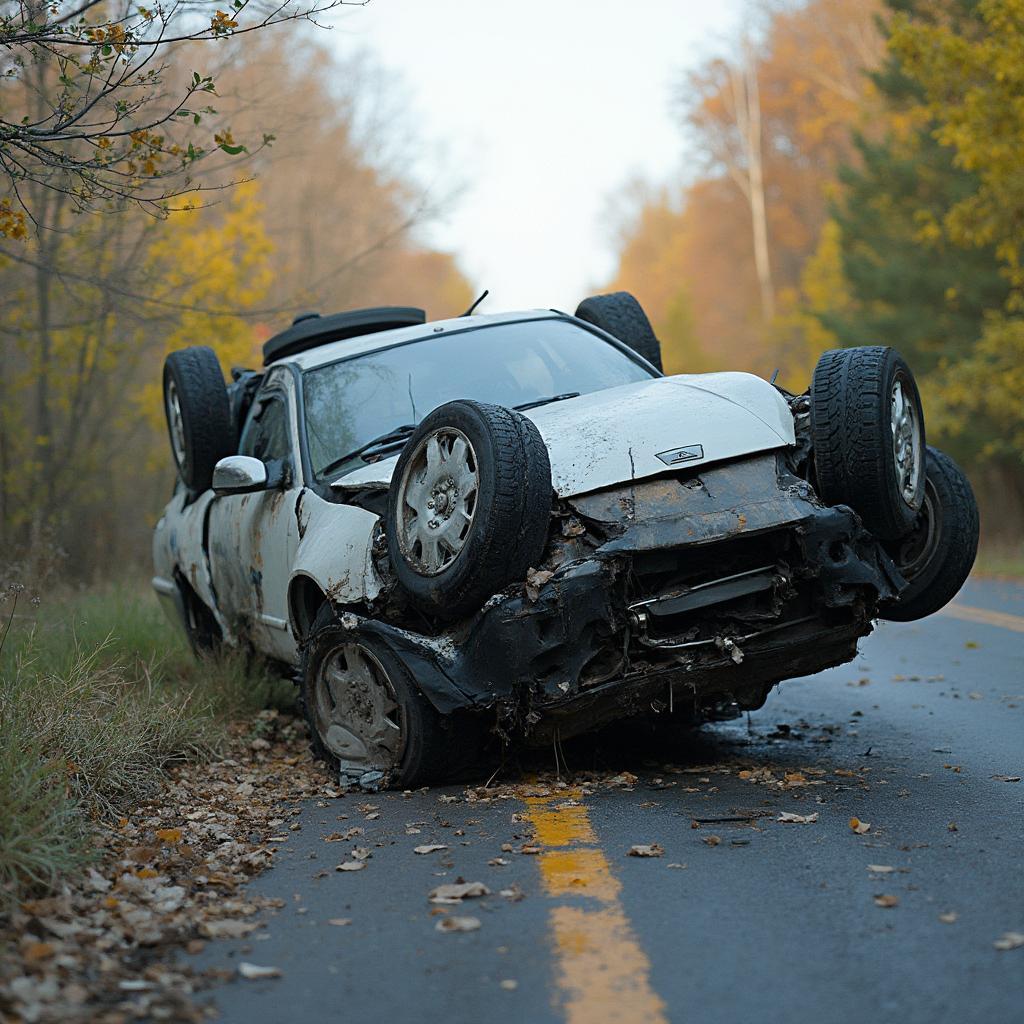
333;0;743;314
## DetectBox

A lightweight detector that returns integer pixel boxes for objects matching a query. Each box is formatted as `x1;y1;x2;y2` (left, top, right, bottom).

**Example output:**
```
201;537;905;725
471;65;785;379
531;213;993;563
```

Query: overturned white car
153;293;979;786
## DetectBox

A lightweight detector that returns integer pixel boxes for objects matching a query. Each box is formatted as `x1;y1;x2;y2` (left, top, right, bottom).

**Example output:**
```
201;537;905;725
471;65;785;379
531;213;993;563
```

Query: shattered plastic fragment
238;962;282;979
628;844;664;857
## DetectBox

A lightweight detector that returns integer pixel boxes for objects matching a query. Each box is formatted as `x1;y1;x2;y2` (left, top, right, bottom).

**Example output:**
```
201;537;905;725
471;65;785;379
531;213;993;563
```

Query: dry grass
0;581;295;903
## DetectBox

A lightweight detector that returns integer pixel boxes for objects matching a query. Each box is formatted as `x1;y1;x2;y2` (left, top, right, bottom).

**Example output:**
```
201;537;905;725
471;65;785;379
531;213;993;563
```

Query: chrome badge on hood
656;444;704;466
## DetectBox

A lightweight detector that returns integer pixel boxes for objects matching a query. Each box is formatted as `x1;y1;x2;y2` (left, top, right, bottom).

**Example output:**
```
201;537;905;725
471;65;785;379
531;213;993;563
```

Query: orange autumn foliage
606;0;884;381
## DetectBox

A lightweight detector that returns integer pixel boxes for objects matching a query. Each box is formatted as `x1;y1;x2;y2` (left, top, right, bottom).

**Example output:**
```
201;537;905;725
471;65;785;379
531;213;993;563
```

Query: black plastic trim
263;307;426;366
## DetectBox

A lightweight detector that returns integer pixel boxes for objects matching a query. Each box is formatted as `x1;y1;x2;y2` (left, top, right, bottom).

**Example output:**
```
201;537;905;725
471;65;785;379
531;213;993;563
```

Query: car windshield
302;317;655;481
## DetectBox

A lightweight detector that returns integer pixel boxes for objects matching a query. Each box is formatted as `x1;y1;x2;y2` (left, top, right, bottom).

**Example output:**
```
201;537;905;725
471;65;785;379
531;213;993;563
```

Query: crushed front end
364;452;904;743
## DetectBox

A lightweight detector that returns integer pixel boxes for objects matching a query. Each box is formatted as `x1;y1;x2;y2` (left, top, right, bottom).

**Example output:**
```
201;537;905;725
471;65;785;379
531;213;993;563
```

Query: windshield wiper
514;392;580;412
320;423;417;480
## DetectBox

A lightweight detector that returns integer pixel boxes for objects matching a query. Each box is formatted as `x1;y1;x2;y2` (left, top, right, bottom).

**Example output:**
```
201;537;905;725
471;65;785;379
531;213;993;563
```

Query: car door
209;374;301;661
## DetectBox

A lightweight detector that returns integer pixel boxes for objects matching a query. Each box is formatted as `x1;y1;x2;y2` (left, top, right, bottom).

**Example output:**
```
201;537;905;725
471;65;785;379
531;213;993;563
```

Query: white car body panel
333;371;795;499
152;489;231;639
529;371;794;497
292;491;384;610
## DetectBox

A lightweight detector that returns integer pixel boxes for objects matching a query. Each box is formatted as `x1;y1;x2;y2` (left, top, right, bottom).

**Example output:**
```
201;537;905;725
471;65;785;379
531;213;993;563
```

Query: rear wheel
163;347;234;492
299;604;482;787
878;447;979;622
810;346;925;539
575;291;663;372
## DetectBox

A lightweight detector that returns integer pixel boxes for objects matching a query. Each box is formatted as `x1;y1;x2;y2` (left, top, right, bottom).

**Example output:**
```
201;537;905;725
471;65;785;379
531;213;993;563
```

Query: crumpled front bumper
361;454;904;739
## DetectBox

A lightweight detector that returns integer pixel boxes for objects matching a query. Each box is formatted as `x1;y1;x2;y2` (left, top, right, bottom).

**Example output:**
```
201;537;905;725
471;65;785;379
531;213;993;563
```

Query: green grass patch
0;581;295;903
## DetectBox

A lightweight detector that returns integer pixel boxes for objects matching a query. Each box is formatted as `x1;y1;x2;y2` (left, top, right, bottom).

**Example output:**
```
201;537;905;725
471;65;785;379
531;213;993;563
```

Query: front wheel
299;604;482;787
878;447;979;622
386;400;552;621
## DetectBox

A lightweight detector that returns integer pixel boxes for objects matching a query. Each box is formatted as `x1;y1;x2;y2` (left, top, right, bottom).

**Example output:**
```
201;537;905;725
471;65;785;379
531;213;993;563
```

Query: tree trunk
725;46;775;324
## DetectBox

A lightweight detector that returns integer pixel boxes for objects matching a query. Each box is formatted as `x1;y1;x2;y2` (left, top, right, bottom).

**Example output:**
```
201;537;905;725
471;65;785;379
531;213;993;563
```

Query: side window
239;395;291;463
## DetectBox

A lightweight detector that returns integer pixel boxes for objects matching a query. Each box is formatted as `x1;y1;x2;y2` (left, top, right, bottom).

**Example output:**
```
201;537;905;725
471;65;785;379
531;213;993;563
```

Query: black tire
879;447;979;622
162;346;234;492
299;604;482;787
386;400;552;620
810;346;926;540
575;291;663;372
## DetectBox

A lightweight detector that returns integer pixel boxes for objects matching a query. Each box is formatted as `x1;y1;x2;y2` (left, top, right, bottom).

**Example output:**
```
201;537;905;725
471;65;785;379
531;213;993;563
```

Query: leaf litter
0;709;326;1022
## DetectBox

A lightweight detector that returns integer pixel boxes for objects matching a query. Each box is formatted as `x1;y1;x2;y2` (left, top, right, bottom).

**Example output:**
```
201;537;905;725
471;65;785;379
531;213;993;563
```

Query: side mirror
212;455;269;496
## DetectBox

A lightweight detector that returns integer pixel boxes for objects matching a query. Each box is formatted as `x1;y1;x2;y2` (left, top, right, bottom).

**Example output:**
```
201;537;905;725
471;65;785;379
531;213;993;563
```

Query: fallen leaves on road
628;844;664;857
777;812;818;824
849;817;871;834
702;835;722;847
993;932;1024;951
238;962;282;980
429;881;490;904
874;895;899;908
607;772;639;788
324;827;363;842
0;709;323;1023
414;844;448;854
435;916;481;933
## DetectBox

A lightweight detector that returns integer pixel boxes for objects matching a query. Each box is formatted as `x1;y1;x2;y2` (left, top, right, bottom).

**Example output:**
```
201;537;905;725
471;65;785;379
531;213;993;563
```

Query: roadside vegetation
0;581;294;903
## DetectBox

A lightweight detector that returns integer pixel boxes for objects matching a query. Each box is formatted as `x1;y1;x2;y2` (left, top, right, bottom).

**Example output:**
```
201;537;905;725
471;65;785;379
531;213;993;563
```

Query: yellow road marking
522;788;668;1024
939;602;1024;634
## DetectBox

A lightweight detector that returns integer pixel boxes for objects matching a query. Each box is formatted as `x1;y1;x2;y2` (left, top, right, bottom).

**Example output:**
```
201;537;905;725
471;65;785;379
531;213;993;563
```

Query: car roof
285;309;567;371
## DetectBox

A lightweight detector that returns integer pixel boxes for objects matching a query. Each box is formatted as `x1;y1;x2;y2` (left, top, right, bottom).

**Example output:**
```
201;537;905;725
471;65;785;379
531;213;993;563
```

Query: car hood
333;371;795;499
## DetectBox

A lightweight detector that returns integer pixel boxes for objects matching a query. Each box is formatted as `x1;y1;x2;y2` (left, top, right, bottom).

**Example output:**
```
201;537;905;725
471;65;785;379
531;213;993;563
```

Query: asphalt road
195;578;1024;1024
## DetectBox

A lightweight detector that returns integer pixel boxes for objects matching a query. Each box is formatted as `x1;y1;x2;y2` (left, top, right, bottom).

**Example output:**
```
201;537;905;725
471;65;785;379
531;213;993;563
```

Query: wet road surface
196;578;1024;1023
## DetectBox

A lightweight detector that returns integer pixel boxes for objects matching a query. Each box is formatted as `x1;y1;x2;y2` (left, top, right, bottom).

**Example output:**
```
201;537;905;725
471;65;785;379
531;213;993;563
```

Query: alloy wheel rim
313;643;404;769
166;381;187;468
396;427;479;576
890;377;922;507
893;477;941;582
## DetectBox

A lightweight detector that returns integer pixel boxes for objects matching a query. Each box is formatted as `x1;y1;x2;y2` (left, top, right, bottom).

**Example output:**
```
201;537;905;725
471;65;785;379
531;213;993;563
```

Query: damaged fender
288;488;385;635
